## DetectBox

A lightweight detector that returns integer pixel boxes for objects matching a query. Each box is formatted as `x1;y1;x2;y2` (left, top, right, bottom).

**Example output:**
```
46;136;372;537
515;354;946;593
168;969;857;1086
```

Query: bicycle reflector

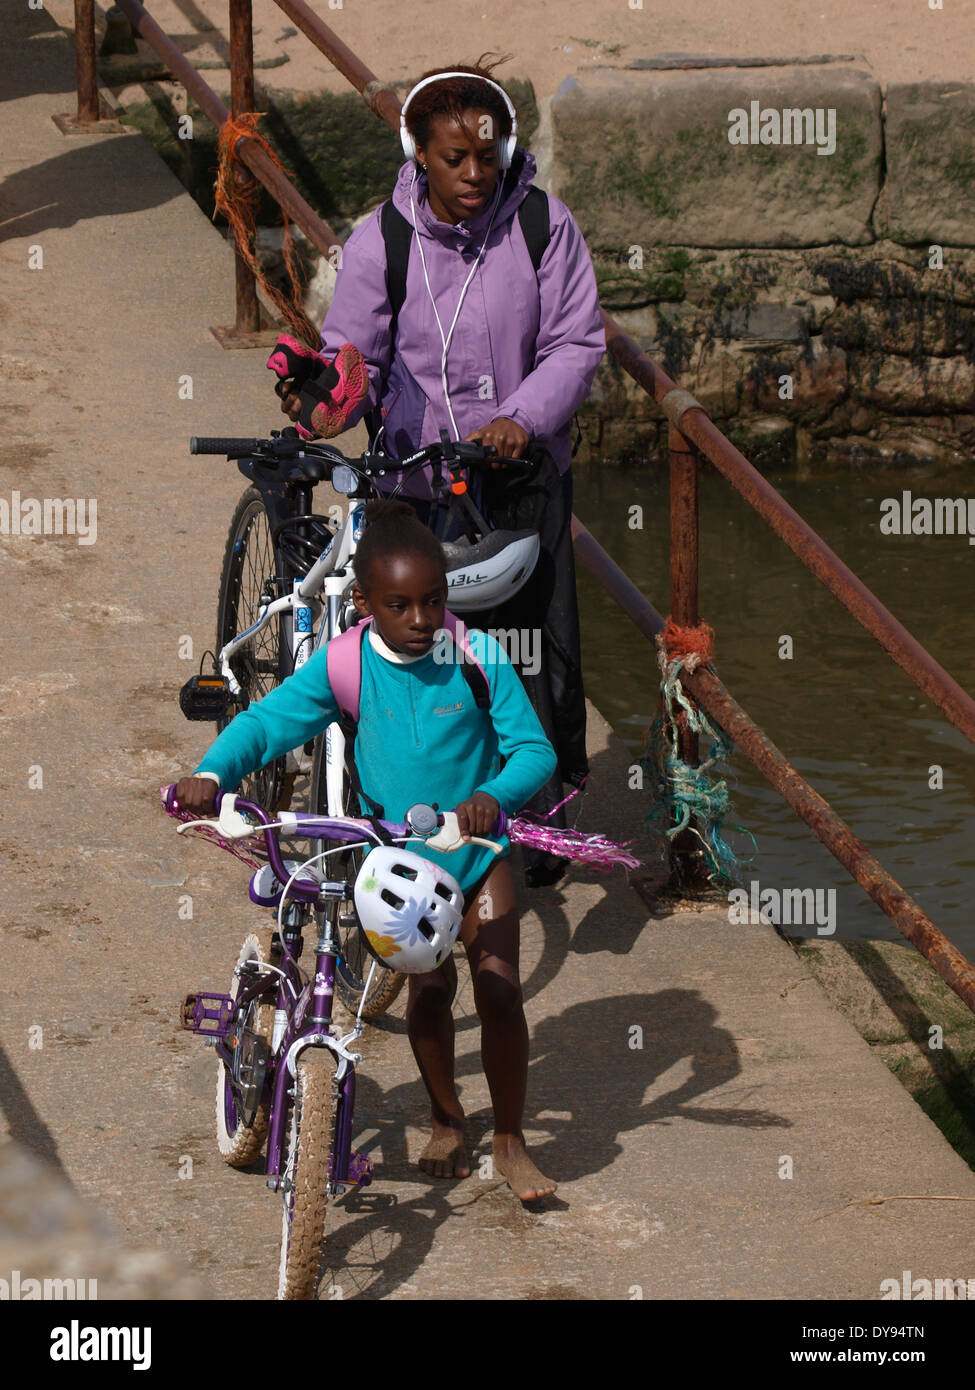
179;673;233;721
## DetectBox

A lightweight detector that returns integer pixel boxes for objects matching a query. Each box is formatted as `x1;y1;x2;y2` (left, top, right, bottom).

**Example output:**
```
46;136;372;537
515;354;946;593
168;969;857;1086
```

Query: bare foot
492;1133;557;1200
418;1122;471;1179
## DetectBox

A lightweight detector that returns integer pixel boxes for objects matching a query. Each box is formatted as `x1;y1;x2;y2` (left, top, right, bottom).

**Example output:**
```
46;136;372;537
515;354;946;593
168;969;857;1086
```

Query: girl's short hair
352;499;446;591
403;53;515;156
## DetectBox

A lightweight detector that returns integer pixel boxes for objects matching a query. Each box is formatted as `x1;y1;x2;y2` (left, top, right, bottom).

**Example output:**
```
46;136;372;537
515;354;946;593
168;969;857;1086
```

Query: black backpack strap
459;660;491;710
516;184;551;273
365;200;414;445
381;199;413;335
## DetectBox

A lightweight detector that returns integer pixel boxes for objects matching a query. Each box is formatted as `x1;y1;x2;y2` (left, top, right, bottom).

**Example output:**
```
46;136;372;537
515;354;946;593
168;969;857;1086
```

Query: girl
173;501;559;1200
275;55;605;886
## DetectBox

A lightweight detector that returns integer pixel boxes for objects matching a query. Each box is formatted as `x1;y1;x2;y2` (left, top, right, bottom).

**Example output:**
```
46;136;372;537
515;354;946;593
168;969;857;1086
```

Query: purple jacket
319;150;606;498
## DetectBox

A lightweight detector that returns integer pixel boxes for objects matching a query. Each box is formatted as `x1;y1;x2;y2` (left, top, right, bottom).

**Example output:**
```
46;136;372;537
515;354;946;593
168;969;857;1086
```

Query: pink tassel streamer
506;820;641;872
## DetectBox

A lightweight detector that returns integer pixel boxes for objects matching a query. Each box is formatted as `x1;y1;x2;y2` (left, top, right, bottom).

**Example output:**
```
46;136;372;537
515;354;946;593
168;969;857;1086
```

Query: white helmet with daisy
353;846;464;973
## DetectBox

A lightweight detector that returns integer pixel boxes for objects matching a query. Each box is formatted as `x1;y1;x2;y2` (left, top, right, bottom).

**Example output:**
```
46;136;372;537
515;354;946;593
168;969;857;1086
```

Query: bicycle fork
265;895;373;1197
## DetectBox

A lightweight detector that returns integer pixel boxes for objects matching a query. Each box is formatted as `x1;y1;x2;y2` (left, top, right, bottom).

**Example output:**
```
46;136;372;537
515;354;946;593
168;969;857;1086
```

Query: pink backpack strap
325;615;373;723
443;609;491;709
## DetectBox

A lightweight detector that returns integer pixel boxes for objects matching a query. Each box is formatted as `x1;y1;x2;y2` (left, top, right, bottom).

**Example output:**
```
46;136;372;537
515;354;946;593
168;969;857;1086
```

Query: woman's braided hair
403;53;516;158
352;500;446;592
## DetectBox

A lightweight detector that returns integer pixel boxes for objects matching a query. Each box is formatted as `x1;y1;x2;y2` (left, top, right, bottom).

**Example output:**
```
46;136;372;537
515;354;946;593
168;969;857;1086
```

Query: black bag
465;443;589;885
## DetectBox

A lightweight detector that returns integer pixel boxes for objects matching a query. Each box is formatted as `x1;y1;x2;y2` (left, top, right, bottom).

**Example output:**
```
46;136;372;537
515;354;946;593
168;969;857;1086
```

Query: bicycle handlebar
190;437;267;457
163;784;507;904
188;431;532;475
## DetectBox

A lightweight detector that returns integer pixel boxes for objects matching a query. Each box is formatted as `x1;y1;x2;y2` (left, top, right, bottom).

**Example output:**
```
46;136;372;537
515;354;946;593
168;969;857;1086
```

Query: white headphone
399;71;519;170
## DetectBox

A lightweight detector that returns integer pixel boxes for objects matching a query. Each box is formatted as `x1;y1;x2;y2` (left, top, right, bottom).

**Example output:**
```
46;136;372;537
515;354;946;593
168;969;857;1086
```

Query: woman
279;54;606;884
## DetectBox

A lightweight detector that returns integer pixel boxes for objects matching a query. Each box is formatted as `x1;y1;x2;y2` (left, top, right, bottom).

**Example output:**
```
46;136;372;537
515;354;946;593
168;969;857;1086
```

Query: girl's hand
454;791;501;840
172;776;219;816
464;417;529;467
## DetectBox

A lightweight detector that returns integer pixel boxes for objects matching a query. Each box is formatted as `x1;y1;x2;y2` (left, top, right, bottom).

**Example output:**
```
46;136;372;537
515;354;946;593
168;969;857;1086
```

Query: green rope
641;652;756;885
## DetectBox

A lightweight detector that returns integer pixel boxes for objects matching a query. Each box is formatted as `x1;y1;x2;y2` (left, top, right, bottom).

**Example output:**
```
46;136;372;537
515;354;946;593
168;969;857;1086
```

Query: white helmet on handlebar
353;846;464;973
442;528;540;611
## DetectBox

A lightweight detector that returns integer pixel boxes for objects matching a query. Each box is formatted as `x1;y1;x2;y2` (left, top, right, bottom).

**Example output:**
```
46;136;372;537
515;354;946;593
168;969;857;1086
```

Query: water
573;460;975;957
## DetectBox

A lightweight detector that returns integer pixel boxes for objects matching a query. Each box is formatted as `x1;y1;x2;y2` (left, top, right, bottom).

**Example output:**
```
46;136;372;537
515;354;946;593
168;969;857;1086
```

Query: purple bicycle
163;780;638;1298
164;783;511;1299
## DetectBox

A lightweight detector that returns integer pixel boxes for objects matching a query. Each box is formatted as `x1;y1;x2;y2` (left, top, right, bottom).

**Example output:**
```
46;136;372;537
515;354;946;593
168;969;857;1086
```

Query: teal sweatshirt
193;624;558;894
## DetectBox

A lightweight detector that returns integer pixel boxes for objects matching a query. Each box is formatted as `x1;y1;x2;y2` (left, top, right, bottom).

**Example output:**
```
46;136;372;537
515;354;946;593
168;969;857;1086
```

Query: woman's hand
454;791;501;840
279;380;302;422
464;417;529;467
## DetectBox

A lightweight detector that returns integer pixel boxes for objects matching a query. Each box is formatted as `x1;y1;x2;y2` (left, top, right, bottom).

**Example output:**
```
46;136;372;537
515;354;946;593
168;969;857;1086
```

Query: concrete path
2;7;974;1300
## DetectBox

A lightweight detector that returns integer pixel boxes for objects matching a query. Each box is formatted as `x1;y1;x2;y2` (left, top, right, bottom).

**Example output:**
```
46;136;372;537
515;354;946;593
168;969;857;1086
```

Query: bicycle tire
276;1047;337;1301
216;487;290;810
216;928;277;1167
309;735;405;1019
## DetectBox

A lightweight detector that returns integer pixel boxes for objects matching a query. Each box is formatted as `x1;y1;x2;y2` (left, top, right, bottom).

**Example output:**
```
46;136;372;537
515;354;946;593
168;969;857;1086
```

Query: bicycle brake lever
217;794;258;840
423;812;503;856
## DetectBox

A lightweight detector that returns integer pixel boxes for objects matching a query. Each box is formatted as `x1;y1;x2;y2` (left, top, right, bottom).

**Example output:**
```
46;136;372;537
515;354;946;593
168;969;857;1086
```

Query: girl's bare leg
461;858;557;1200
406;952;471;1177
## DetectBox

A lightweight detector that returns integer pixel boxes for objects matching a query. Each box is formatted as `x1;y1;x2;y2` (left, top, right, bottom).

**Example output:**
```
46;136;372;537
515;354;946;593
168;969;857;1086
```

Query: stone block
852;355;975;413
885;82;975;247
824;298;975;357
552;67;882;249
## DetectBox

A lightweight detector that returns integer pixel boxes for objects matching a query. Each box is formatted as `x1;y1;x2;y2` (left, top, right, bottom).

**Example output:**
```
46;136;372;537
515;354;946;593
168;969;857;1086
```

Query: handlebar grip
190;437;265;457
439;808;508;836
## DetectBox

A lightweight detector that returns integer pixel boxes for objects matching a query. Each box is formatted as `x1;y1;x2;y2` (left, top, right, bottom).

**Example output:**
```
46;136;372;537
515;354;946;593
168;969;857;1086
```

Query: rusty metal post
74;0;100;123
228;0;260;335
667;421;707;884
669;421;700;765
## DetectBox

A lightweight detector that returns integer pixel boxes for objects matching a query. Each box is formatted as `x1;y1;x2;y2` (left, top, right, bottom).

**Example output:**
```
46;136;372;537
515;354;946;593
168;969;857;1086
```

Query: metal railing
69;2;975;1015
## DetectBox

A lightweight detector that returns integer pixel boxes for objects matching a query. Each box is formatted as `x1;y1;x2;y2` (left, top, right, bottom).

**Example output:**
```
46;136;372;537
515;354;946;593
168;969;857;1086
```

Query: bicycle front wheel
276;1047;337;1301
216;487;289;809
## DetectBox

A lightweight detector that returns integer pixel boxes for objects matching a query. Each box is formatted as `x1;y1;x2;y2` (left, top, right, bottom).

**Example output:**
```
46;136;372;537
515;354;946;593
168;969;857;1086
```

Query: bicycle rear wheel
216;487;290;810
309;737;405;1019
276;1047;337;1301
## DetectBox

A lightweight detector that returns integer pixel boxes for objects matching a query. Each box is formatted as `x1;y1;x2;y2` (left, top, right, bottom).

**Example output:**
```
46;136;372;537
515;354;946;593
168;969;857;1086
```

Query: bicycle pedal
180;991;234;1038
179;674;232;721
328;1150;373;1187
348;1151;374;1187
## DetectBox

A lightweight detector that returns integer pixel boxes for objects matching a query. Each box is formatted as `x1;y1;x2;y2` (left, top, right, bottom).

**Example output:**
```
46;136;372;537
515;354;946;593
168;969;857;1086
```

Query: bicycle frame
216;499;364;697
215;492;363;805
199;859;373;1198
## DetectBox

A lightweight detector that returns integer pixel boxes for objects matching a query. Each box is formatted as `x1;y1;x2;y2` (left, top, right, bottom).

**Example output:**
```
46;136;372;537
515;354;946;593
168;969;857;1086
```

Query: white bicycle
180;427;540;1015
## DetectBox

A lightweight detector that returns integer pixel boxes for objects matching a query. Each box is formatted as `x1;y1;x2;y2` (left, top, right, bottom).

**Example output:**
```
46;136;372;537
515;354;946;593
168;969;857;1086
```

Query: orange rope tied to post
213;112;320;349
654;619;716;727
658;618;715;674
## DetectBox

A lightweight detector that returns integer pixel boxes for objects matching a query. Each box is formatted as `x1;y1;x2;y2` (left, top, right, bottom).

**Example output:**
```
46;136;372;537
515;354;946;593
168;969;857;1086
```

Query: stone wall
553;67;975;469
